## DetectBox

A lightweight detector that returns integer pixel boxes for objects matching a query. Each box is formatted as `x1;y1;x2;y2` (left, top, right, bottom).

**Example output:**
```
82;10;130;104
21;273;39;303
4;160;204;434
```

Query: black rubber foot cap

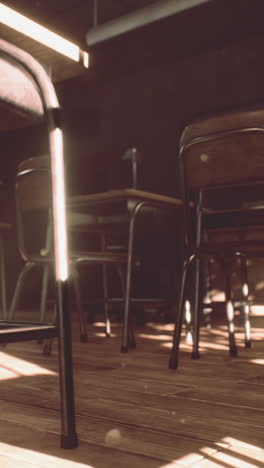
80;334;88;343
245;340;251;349
61;433;78;449
229;347;238;357
120;345;128;353
105;332;111;338
191;351;200;360
168;356;178;369
42;340;52;356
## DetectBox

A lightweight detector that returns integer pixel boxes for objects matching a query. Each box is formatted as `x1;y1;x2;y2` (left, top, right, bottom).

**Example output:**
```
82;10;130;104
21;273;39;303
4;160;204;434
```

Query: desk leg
121;208;136;353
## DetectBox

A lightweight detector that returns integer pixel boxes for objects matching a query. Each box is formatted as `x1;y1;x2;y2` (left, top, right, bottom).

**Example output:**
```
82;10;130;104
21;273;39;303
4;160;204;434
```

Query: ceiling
5;0;159;49
2;0;264;85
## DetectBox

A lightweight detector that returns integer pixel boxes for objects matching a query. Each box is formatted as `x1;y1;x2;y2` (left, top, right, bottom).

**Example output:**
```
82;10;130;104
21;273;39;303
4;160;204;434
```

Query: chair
169;104;264;369
0;38;77;448
9;154;128;346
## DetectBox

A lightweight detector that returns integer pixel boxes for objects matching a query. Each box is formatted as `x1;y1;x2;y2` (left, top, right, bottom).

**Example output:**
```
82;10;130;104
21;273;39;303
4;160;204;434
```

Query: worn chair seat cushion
0;52;44;130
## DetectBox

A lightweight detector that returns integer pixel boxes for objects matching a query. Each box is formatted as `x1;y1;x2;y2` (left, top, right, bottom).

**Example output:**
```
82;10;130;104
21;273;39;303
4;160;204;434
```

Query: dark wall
2;1;264;305
57;36;264;199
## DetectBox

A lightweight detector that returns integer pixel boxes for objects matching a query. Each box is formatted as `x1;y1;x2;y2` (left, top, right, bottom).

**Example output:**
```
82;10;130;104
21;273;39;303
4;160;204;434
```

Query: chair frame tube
0;39;77;448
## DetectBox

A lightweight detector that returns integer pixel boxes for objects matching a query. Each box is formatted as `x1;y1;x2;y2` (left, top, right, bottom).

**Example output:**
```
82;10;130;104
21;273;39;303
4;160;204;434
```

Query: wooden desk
68;189;183;343
68;189;183;232
70;189;182;207
69;189;182;216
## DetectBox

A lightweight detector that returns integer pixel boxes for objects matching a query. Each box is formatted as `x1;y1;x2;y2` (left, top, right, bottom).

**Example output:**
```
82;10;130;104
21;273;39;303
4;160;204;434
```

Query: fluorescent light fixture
0;3;89;67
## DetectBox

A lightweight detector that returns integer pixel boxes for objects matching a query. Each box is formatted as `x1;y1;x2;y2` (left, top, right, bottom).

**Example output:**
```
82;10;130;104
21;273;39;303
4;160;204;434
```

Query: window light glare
83;51;89;68
0;3;89;66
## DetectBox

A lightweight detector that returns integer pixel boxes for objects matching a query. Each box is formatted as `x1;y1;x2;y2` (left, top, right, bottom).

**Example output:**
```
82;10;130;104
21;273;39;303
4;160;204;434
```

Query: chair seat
0;321;57;343
203;206;264;230
72;251;128;264
196;239;264;257
28;250;128;264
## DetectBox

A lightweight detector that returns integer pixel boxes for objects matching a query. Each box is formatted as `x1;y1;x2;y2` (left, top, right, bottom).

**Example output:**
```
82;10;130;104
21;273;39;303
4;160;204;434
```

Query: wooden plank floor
0;310;263;467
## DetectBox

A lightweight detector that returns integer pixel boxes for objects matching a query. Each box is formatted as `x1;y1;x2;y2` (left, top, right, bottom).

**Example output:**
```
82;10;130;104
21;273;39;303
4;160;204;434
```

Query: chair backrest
180;106;264;193
0;44;44;130
15;155;51;261
122;148;142;189
17;155;51;212
0;38;69;282
179;106;264;249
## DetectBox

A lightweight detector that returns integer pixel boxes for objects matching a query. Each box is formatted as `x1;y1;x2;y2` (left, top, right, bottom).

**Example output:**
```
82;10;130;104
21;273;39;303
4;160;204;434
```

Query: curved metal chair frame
10;155;133;347
169;116;264;370
0;39;77;448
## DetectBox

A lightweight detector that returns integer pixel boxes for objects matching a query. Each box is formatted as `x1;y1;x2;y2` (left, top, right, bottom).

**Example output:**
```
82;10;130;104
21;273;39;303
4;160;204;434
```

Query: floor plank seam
170;394;264;412
75;411;244;445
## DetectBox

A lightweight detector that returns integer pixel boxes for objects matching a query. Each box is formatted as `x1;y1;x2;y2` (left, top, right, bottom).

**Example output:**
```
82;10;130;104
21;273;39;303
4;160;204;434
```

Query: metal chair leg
239;255;251;348
0;235;7;319
192;258;201;360
169;257;192;369
43;303;57;356
117;264;136;349
201;231;212;329
102;263;111;337
71;266;88;343
128;313;136;349
9;262;35;320
40;264;50;322
100;234;111;337
223;260;237;357
56;280;78;449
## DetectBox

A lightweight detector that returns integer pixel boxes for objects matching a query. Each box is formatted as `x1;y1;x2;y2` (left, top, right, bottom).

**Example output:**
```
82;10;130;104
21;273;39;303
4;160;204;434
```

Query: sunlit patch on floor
137;333;171;341
0;442;92;467
250;305;264;316
160;337;231;351
169;444;227;466
93;322;120;328
146;322;174;331
161;438;263;467
248;358;264;365
0;352;56;380
221;438;263;450
95;332;117;338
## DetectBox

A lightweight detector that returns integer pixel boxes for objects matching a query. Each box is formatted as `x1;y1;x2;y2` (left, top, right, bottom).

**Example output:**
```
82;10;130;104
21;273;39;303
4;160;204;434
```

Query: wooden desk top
69;189;183;209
